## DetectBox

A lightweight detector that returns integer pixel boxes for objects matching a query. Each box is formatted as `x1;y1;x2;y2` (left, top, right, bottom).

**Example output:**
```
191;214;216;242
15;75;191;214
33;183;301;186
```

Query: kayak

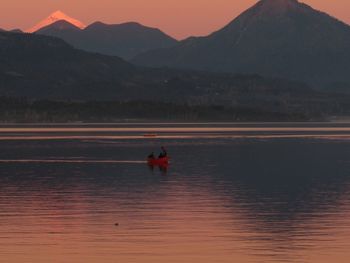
143;133;158;138
147;156;169;166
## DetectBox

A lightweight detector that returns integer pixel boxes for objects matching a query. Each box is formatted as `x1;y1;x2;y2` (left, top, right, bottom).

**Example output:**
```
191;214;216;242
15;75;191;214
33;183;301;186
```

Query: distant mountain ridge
0;30;135;100
34;12;178;59
0;28;24;33
132;0;350;89
10;29;23;33
0;30;349;119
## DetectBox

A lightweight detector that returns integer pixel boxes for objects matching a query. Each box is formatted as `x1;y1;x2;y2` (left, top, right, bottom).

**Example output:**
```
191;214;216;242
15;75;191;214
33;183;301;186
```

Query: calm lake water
0;123;349;263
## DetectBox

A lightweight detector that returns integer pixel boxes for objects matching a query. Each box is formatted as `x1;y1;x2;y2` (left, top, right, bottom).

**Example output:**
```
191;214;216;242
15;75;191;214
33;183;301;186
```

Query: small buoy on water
115;223;119;226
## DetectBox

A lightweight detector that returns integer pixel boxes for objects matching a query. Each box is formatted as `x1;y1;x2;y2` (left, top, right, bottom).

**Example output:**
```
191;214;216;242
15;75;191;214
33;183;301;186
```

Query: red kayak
147;157;169;166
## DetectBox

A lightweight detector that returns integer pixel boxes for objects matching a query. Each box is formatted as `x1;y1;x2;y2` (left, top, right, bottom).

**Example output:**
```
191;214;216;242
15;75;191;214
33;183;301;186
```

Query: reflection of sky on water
0;124;349;263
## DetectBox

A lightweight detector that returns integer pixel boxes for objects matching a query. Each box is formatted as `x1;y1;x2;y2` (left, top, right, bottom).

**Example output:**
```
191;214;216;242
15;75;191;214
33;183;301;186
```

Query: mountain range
31;11;178;60
133;0;350;89
0;30;134;100
1;29;349;120
6;1;350;90
1;0;350;99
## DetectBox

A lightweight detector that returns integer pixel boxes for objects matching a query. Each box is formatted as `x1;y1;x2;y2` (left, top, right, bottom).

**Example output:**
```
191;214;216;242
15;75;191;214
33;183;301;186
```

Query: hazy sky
1;0;350;39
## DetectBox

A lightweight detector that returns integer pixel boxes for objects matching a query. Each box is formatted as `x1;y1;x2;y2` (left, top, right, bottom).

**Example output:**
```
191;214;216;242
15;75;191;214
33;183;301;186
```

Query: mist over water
0;123;349;263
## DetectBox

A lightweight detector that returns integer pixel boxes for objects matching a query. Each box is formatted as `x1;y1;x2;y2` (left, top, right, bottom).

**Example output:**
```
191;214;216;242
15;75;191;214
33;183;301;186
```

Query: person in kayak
148;152;155;159
158;147;167;158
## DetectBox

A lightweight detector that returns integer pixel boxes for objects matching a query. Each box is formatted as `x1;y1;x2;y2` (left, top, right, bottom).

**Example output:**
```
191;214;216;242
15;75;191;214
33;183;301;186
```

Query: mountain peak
253;0;303;16
26;10;86;33
133;0;350;87
36;20;82;33
260;0;299;7
51;10;66;17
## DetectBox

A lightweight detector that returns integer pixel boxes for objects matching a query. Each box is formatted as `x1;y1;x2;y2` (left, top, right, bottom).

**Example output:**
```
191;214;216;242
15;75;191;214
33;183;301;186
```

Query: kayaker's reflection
147;147;169;174
148;163;168;174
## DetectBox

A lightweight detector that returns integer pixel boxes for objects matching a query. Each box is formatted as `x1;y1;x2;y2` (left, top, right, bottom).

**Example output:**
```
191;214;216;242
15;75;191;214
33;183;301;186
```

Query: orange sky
1;0;350;39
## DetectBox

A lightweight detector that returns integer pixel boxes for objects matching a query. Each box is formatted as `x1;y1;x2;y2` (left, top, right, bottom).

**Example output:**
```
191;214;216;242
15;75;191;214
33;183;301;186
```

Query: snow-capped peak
26;10;86;33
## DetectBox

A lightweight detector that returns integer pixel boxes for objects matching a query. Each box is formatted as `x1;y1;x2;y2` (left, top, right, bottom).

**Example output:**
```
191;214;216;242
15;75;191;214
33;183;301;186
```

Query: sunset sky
1;0;350;39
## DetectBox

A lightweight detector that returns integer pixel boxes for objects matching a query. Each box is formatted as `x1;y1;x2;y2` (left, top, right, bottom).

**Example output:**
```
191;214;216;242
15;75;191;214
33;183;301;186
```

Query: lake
0;123;349;263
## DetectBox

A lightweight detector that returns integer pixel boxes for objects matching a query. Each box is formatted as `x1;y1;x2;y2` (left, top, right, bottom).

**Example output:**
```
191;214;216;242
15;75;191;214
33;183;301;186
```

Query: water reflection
194;140;350;262
148;164;169;175
0;127;349;262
